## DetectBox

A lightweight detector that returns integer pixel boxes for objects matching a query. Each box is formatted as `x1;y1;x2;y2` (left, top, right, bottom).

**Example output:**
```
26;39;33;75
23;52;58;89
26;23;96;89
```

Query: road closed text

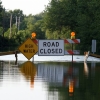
40;48;62;54
38;40;64;56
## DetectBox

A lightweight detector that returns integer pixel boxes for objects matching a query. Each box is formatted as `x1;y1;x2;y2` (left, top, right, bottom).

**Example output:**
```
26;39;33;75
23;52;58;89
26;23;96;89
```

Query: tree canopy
43;0;100;54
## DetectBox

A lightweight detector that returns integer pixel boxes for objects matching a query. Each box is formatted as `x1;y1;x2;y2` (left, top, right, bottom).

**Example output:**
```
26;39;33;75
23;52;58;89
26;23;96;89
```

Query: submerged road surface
0;53;100;62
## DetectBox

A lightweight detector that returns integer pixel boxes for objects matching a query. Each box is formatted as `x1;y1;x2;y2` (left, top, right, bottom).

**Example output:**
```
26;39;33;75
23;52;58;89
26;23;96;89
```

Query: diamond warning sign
18;38;38;60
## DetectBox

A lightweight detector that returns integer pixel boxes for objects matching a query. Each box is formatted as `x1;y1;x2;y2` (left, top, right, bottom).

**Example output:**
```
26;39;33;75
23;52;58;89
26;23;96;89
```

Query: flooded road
0;59;100;100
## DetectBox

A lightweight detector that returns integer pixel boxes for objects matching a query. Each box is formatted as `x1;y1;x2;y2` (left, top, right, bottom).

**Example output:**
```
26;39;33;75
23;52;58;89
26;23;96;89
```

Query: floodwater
0;55;100;100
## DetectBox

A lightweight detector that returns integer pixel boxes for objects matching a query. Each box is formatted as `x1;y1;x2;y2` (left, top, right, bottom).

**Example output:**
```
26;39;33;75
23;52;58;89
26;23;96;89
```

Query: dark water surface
0;61;100;100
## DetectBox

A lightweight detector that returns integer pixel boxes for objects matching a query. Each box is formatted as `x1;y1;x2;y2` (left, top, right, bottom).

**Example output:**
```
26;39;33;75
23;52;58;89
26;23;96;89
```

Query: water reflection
0;61;100;100
69;79;74;96
0;61;48;100
0;61;3;82
84;62;89;77
19;61;36;88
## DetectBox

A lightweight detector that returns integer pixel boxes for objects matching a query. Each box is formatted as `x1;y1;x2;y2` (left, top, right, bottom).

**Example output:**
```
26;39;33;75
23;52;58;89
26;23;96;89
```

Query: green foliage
43;0;100;54
45;26;71;39
0;27;3;35
74;0;100;53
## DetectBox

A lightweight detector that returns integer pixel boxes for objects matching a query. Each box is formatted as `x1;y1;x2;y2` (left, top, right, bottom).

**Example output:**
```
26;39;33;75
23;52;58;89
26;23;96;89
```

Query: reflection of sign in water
18;38;38;60
84;62;89;77
37;63;79;87
19;61;37;88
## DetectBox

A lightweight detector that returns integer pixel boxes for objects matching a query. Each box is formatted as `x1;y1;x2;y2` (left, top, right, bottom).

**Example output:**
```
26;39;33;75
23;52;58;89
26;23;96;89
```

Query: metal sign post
72;43;73;67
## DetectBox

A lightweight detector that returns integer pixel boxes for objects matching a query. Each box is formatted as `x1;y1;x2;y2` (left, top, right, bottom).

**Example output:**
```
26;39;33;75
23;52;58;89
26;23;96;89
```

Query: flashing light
71;32;75;39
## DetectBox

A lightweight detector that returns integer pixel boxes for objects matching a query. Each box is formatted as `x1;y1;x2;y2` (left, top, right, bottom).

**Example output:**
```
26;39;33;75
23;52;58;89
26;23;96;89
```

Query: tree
43;0;100;54
74;0;100;53
43;0;77;40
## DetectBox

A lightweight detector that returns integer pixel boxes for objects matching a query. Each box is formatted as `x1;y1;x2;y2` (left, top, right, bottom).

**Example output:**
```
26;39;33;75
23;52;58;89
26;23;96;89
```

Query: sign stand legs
33;56;34;62
72;43;73;67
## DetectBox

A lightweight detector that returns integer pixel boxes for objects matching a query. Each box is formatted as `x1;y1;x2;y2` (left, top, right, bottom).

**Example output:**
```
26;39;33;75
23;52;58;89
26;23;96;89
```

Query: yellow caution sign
18;38;38;60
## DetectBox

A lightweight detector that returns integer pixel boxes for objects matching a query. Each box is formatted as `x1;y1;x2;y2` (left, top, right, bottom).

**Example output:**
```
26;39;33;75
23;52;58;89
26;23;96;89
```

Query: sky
1;0;50;15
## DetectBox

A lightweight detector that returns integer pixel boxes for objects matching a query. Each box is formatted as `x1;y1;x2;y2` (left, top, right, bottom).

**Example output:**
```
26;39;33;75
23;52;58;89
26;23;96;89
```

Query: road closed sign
38;40;64;56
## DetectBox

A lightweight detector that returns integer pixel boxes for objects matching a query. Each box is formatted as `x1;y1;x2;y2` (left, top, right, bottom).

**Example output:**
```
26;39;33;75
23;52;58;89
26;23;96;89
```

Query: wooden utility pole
9;14;12;39
18;16;20;32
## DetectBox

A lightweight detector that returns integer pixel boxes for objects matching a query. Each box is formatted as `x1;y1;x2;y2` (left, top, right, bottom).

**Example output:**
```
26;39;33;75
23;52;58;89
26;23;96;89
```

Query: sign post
72;43;73;65
31;32;37;61
18;38;38;60
71;32;76;67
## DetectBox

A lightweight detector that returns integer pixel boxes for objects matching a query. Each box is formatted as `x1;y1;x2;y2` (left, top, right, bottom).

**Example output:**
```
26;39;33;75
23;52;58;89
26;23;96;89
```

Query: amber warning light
31;32;36;39
71;32;75;39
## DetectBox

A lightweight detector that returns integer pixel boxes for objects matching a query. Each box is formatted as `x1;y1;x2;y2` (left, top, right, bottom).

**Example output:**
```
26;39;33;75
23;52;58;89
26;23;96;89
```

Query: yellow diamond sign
18;38;38;60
